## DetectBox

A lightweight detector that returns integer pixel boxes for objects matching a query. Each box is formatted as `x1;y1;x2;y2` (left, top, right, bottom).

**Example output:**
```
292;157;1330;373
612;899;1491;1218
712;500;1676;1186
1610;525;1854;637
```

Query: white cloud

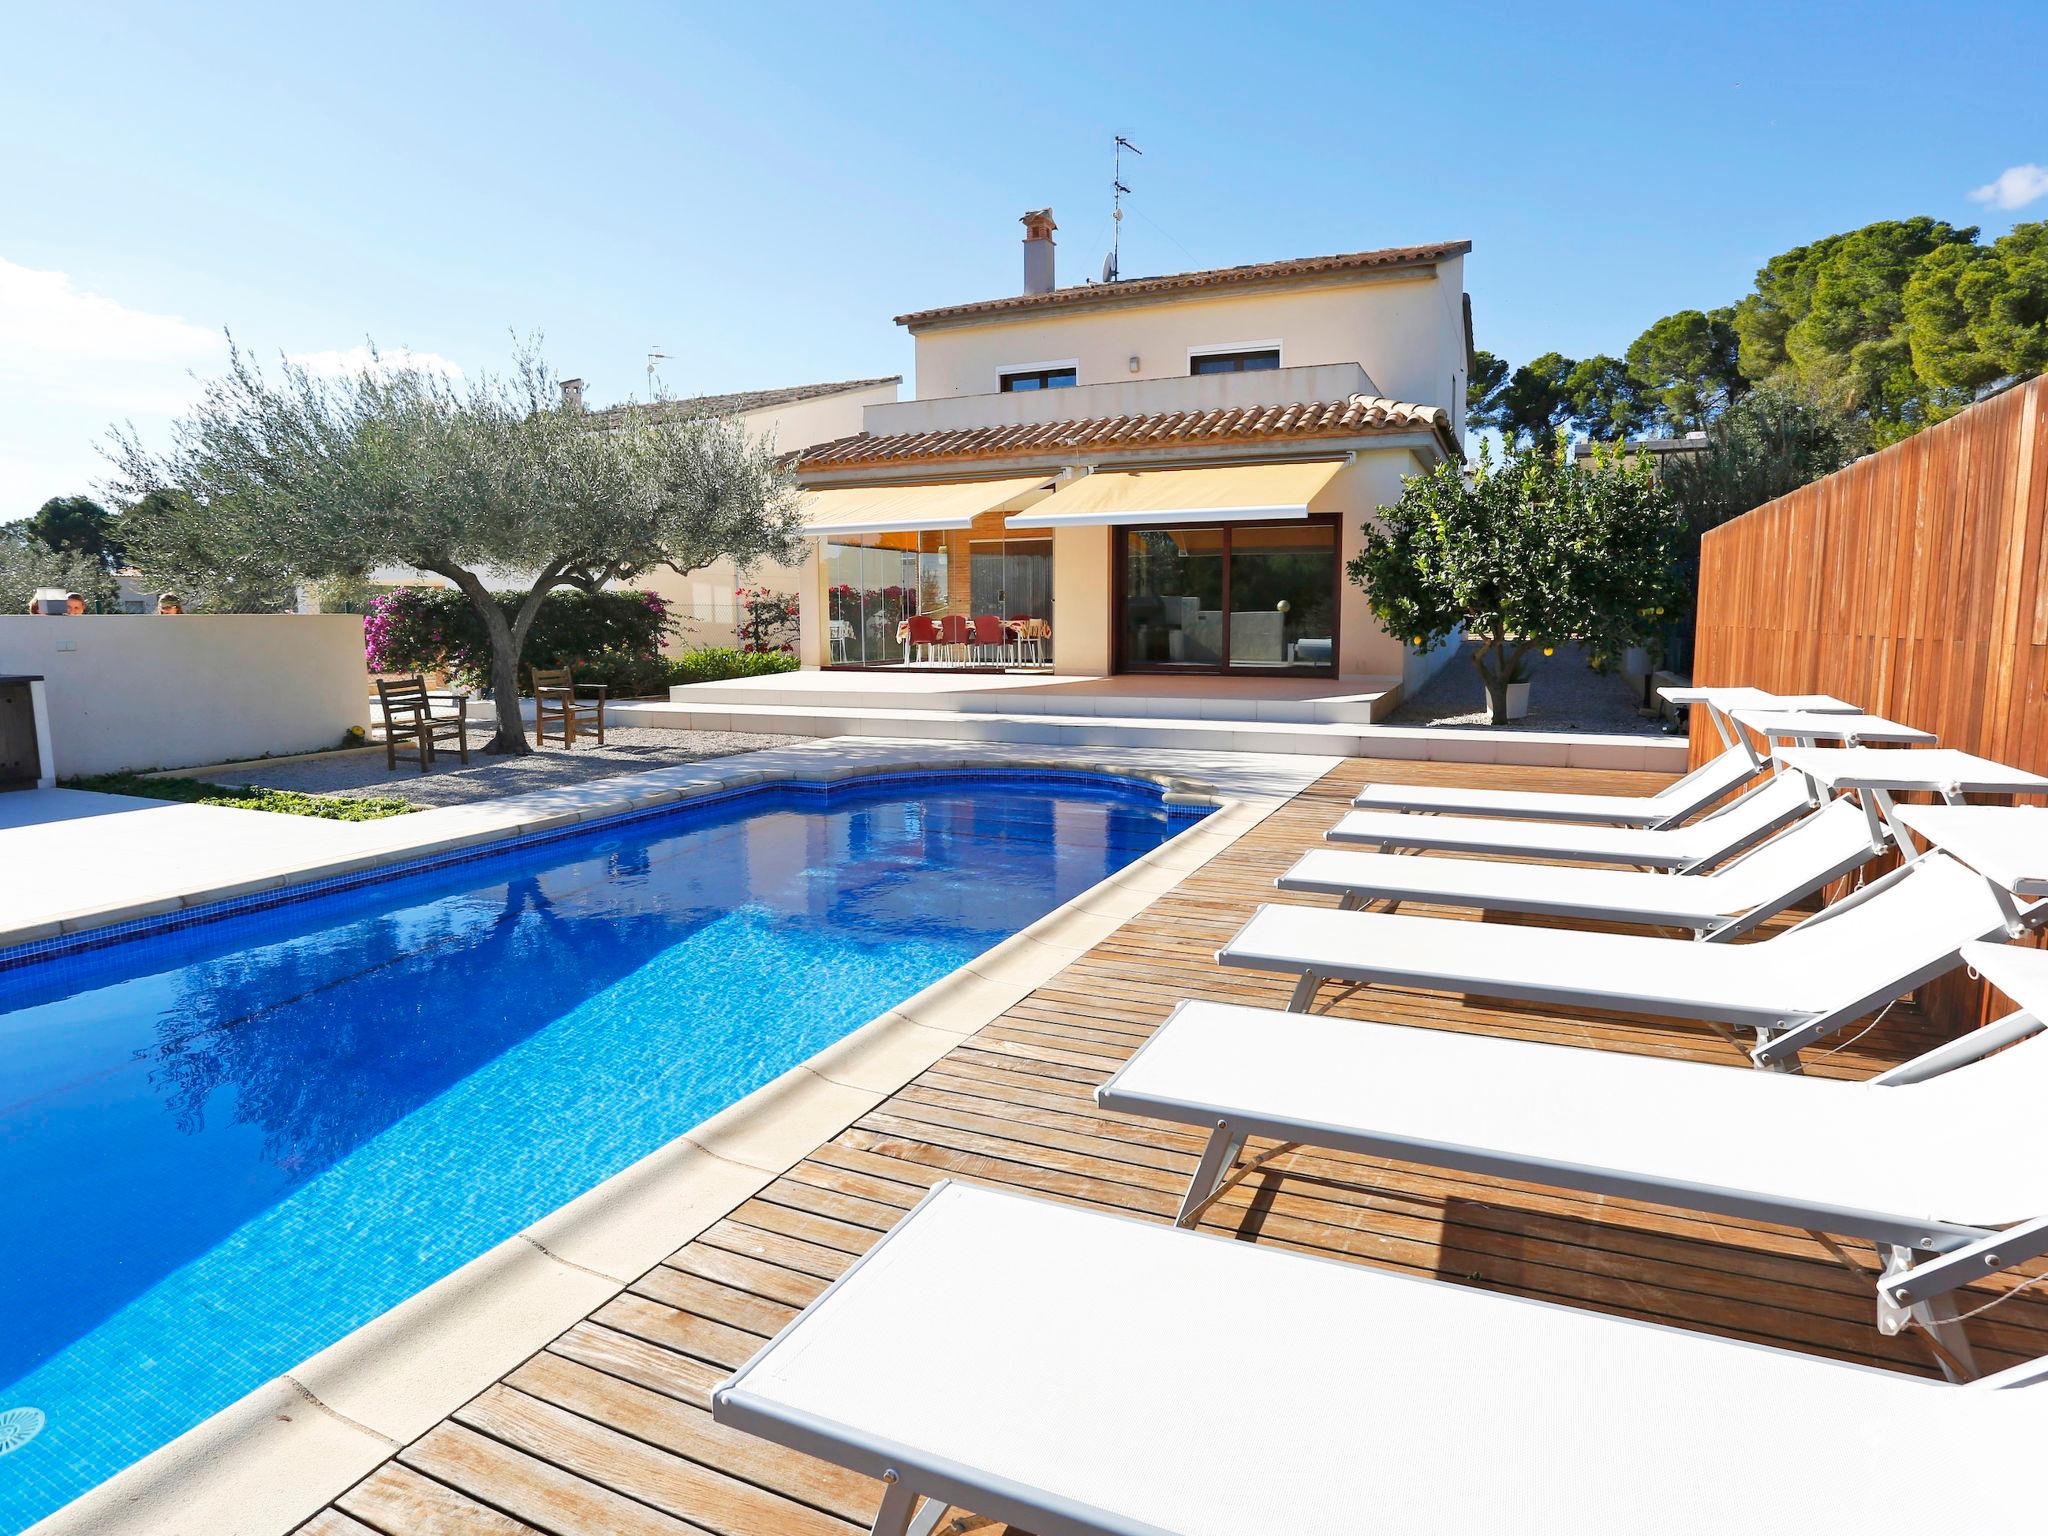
0;257;227;512
1969;163;2048;211
288;344;464;381
0;256;222;364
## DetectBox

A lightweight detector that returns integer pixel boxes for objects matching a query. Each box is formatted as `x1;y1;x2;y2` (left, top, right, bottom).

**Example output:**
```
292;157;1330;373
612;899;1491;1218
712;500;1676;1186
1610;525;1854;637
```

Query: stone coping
23;746;1298;1536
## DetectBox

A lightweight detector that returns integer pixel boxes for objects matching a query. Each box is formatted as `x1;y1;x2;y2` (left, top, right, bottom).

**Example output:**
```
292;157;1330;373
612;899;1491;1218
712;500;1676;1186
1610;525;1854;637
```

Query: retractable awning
798;475;1053;536
1007;459;1346;529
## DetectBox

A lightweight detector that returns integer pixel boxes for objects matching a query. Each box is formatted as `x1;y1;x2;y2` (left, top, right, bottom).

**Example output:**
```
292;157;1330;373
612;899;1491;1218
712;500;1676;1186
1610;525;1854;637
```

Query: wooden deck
300;755;2048;1536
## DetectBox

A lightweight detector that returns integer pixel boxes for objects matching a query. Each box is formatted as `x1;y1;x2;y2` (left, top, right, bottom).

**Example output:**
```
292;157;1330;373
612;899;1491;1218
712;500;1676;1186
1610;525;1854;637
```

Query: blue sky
5;0;2045;510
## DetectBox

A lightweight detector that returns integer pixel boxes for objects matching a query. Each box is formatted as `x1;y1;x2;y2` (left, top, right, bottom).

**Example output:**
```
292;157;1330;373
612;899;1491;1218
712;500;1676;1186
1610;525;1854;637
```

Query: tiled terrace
298;755;2048;1536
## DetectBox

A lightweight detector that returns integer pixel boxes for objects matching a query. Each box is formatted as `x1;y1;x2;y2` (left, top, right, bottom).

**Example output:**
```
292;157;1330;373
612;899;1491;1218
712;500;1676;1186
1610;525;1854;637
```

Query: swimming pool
0;770;1204;1531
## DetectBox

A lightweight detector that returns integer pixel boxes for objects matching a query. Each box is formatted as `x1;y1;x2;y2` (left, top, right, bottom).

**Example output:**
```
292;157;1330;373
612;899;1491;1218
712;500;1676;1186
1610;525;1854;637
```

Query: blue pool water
0;772;1199;1530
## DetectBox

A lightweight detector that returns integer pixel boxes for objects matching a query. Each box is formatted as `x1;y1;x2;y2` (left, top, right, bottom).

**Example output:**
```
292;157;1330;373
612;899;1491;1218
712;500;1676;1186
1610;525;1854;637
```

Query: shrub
364;586;673;692
667;647;800;686
735;586;799;653
573;647;676;698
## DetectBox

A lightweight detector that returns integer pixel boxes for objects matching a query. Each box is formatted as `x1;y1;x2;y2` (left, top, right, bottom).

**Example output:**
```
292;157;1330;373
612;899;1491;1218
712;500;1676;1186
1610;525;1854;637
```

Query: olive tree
110;342;801;754
1348;438;1686;725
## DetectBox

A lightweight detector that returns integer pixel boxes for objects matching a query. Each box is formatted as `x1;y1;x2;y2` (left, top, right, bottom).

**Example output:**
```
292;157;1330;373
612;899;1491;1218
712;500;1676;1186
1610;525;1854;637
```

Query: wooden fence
1690;373;2048;1032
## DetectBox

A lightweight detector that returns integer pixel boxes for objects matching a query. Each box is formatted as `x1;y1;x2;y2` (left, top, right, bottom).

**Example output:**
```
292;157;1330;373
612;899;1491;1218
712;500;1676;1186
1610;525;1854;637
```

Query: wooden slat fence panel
1691;375;2048;1032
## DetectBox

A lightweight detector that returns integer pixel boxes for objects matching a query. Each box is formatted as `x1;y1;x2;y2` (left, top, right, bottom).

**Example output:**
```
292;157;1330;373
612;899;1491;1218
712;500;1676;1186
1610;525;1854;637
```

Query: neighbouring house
1572;434;1710;476
363;374;902;649
595;376;900;649
788;210;1471;688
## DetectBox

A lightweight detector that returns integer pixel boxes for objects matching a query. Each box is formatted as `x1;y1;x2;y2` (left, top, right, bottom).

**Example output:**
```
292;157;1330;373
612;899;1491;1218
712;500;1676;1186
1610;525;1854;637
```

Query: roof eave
895;243;1472;331
796;426;1454;486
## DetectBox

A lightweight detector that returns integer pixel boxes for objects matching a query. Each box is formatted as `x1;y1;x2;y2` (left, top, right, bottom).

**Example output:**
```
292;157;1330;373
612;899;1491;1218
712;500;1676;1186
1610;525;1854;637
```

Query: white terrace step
610;700;1688;771
663;674;1403;725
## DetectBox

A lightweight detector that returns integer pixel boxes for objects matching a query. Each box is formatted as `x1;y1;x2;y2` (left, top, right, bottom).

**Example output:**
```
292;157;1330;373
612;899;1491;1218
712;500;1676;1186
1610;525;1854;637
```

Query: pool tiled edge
0;759;1214;970
24;748;1302;1536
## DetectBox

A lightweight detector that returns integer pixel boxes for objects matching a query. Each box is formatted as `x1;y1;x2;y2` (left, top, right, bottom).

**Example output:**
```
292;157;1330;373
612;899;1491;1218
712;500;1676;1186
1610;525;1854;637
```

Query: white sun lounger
1891;803;2048;898
1729;706;1936;748
1349;743;1764;826
713;1181;2047;1536
1282;795;1881;937
1327;769;1815;870
1099;979;2048;1372
1219;848;2029;1067
1775;747;2048;847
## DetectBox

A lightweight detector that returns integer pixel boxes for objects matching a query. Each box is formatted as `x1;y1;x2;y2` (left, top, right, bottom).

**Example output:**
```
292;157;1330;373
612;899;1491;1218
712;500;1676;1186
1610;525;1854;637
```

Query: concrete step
665;678;1400;724
612;700;1688;771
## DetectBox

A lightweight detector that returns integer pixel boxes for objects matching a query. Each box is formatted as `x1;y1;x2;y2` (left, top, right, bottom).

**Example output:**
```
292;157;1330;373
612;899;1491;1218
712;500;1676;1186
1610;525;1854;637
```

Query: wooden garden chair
532;666;606;748
373;676;470;772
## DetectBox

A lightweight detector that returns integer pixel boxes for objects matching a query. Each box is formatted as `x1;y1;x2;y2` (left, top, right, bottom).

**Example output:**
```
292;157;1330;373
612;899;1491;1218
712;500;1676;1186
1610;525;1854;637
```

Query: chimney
560;378;585;412
1020;208;1056;295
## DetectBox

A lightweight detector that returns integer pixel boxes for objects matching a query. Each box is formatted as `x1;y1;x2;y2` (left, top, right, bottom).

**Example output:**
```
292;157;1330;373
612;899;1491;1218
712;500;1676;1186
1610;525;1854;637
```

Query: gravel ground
1384;640;1675;736
196;726;810;809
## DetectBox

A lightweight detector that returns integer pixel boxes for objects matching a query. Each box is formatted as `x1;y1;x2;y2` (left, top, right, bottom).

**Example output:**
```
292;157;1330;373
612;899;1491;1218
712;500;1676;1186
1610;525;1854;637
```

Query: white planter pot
1503;681;1531;721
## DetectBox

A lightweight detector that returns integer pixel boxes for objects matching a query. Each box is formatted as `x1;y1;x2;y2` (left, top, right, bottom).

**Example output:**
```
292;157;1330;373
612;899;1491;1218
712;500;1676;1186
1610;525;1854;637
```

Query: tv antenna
646;346;670;392
1105;135;1142;282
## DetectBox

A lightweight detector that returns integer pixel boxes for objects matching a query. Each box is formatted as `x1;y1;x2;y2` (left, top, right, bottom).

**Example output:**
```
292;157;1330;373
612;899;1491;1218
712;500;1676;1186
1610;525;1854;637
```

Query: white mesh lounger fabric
1728;707;1935;746
1326;771;1815;870
1282;796;1881;936
1098;996;2048;1272
713;1181;2045;1536
1219;851;2021;1066
1348;743;1762;826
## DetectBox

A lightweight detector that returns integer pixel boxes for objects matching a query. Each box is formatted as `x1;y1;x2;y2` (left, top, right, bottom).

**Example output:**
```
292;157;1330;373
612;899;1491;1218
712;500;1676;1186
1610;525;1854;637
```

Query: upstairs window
1191;348;1280;375
1000;366;1077;392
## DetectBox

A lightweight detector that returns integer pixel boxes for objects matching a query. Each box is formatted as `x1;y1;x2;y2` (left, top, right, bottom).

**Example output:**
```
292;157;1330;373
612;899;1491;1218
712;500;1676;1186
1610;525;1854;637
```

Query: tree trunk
429;560;568;756
1473;631;1509;726
1473;631;1536;727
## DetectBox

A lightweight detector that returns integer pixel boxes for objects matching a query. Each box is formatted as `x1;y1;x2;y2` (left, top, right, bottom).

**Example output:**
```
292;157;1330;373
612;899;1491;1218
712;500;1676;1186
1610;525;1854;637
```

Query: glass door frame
1110;515;1342;677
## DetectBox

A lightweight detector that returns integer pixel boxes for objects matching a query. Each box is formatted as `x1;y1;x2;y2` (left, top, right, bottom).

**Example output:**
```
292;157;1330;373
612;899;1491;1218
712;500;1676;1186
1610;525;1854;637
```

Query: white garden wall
0;614;367;777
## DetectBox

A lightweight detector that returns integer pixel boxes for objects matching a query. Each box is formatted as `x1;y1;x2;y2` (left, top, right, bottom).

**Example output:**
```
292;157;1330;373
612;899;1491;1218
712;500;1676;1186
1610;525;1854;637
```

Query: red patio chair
939;614;970;662
906;613;942;663
972;614;1010;664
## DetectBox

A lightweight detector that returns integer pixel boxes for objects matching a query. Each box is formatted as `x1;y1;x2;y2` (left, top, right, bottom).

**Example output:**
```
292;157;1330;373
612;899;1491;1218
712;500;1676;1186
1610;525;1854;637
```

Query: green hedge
667;647;800;686
365;586;674;692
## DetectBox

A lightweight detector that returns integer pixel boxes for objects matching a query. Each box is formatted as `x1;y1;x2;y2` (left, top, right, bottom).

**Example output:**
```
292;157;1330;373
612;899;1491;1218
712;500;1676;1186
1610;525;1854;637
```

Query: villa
785;212;1472;695
9;215;2048;1536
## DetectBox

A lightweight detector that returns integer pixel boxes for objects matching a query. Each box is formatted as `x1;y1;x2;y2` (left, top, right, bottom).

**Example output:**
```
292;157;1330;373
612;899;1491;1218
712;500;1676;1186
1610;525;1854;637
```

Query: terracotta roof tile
796;394;1457;472
895;241;1470;328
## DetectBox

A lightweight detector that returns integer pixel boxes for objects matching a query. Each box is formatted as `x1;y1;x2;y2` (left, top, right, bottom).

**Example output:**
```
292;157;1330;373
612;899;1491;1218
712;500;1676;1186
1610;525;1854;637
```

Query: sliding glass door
1116;519;1338;674
820;521;1055;670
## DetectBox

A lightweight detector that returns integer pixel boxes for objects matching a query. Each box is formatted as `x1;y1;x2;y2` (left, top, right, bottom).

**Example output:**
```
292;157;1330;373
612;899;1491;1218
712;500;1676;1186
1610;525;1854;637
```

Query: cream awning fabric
1007;460;1345;529
798;476;1053;537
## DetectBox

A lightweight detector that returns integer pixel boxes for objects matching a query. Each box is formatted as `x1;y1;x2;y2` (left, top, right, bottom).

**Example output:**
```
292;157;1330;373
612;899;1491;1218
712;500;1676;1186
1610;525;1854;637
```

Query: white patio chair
712;1181;2047;1536
1101;943;2048;1376
1218;847;2031;1067
1282;793;1882;937
1327;769;1816;870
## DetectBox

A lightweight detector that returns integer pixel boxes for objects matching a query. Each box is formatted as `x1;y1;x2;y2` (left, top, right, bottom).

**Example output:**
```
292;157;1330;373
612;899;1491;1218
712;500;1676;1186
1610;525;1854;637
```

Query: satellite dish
1101;252;1117;284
